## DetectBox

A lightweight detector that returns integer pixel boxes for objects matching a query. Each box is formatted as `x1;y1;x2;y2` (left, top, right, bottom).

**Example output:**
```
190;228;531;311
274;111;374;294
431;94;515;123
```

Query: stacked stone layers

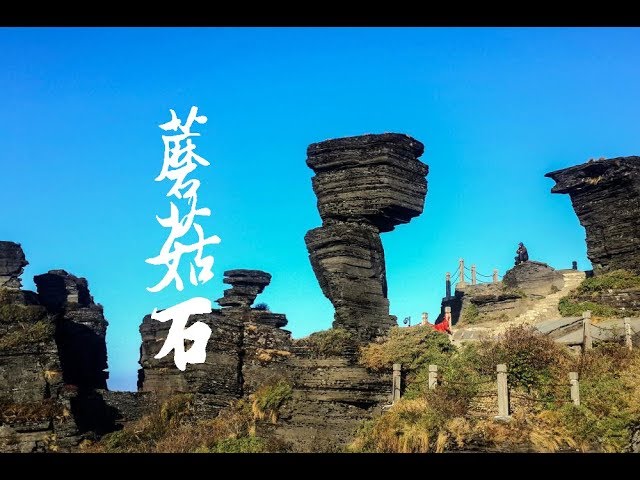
305;133;428;341
0;244;115;452
216;269;272;308
138;269;292;401
0;241;28;289
34;270;108;390
546;156;640;275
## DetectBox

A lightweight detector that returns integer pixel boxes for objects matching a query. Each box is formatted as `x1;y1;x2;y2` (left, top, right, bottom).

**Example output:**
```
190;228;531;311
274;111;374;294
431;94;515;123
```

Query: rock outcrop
546;156;640;275
304;133;428;342
0;241;28;289
216;270;272;308
502;261;565;297
0;244;117;452
34;270;109;390
138;269;292;406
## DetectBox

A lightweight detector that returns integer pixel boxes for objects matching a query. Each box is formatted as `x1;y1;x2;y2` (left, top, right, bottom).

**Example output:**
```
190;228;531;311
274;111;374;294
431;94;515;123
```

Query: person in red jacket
433;310;452;335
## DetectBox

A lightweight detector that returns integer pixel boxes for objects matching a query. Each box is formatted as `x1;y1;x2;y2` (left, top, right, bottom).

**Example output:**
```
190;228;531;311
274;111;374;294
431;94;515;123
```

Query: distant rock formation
0;241;28;289
304;133;428;342
546;156;640;275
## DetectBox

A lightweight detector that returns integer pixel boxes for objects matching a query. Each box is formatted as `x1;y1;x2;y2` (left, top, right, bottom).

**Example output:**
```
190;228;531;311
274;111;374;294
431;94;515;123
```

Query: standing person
515;242;529;266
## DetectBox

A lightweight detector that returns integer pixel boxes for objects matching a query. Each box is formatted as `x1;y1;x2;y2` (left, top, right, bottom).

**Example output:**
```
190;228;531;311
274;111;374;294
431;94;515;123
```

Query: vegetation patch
0;304;47;323
88;385;293;453
577;269;640;294
351;326;640;453
0;320;54;349
558;298;620;318
460;304;480;324
359;326;454;374
255;348;291;363
294;328;354;358
0;399;65;424
251;380;293;423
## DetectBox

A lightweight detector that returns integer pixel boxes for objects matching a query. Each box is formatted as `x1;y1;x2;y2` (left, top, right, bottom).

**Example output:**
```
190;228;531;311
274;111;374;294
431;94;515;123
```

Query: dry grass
294;328;354;358
255;348;291;363
351;327;640;453
0;399;66;424
88;384;293;453
0;320;54;349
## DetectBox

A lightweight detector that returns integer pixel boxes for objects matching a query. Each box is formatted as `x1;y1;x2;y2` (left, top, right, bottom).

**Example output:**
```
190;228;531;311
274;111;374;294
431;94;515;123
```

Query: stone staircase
493;270;586;335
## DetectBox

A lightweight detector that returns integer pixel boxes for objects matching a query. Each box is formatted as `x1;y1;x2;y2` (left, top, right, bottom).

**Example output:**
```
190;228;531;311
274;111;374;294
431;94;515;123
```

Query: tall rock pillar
304;133;428;342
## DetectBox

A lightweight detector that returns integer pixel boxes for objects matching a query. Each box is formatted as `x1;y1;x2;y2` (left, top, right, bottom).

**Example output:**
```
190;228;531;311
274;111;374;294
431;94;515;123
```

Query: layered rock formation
502;261;565;298
0;241;28;289
546;156;640;275
304;133;428;342
0;245;116;452
35;270;108;390
138;269;292;406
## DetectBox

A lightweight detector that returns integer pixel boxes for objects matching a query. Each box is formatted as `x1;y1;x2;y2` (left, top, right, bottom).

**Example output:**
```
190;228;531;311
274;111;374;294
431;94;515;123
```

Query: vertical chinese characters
146;106;220;371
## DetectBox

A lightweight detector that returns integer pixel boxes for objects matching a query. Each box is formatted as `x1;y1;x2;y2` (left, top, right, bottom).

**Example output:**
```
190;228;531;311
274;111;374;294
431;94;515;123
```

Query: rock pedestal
304;133;428;342
546;156;640;275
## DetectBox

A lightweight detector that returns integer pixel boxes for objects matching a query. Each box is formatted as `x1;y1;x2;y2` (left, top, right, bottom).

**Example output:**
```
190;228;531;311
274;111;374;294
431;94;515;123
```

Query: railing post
471;265;477;285
458;258;466;287
583;311;592;351
428;365;438;389
496;364;510;419
569;372;580;406
421;312;428;326
445;272;452;298
392;363;402;403
625;317;633;351
493;269;498;283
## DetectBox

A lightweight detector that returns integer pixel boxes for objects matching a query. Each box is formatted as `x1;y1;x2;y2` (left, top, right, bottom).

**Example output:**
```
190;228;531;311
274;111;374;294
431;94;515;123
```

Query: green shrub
474;326;569;391
294;328;354;358
461;304;480;324
251;380;292;423
577;270;640;294
558;298;619;318
208;436;268;453
359;326;454;373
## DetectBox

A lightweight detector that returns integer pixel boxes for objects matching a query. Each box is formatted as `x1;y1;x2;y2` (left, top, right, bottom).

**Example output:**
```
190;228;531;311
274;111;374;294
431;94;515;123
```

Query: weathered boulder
546;156;640;275
0;241;28;289
304;133;428;342
502;261;565;297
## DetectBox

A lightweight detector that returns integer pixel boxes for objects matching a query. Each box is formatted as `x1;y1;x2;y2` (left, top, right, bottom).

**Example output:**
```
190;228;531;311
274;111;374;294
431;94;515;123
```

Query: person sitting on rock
433;311;452;335
515;242;529;266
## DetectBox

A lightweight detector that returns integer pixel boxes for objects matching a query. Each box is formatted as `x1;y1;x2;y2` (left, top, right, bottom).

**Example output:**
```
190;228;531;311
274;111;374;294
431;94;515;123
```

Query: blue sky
1;27;639;391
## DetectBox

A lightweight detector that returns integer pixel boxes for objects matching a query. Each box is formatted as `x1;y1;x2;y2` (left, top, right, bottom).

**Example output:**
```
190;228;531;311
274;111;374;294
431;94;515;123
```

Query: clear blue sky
1;28;639;391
